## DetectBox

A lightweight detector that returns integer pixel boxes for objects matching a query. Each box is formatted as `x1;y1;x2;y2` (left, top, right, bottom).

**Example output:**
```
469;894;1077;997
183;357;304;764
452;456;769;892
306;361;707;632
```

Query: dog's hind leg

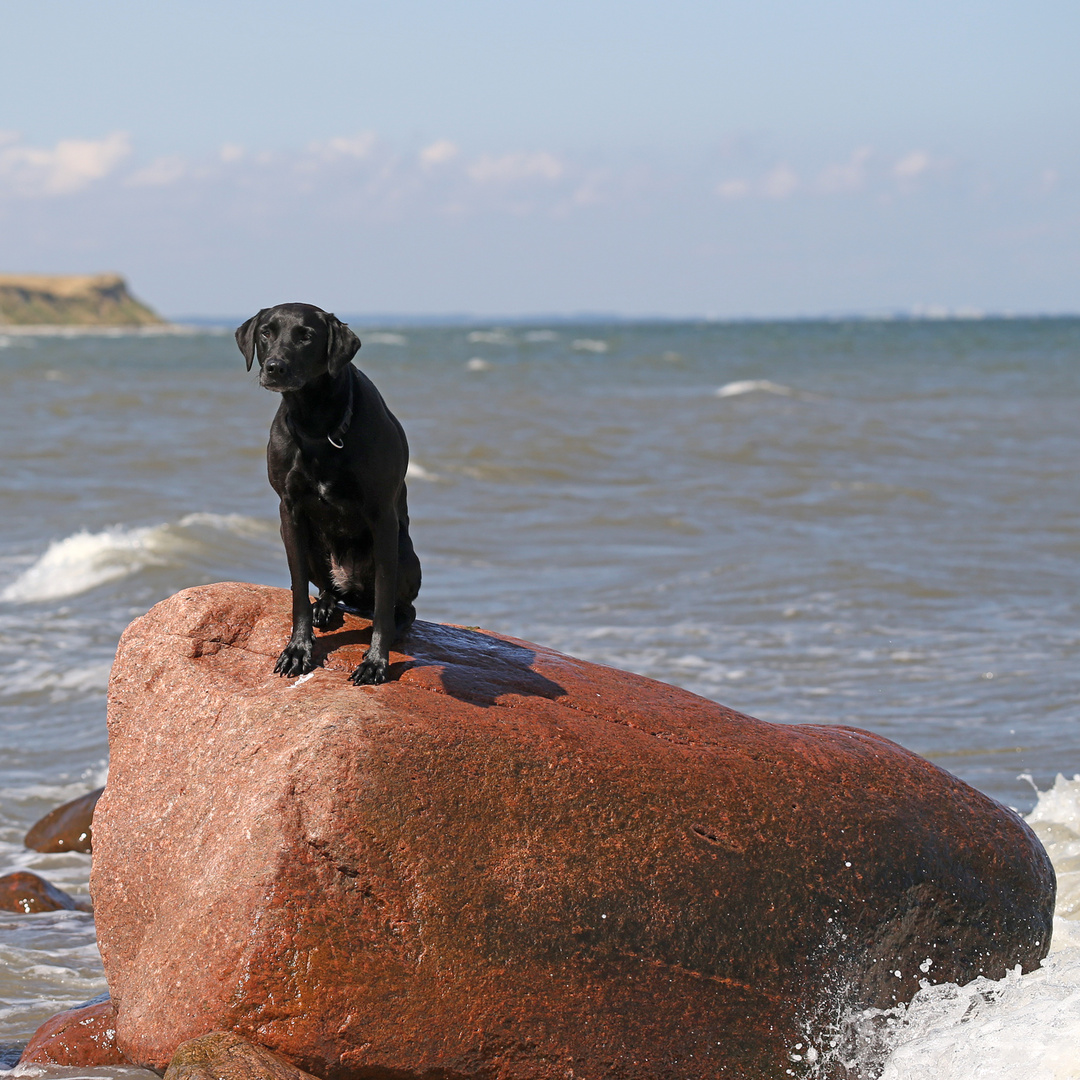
393;494;421;639
312;588;342;630
349;513;399;686
308;553;342;630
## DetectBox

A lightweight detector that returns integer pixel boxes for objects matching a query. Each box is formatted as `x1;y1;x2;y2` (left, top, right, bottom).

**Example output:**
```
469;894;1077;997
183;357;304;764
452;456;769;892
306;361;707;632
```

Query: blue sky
2;1;1078;317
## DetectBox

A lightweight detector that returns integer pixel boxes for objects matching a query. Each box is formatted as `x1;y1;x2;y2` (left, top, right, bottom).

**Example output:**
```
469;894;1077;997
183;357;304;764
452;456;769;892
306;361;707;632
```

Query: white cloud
220;143;244;164
763;163;799;199
818;146;873;193
894;150;931;179
468;151;564;183
309;133;377;161
716;178;751;199
420;139;459;168
126;155;187;187
0;131;131;195
571;176;606;206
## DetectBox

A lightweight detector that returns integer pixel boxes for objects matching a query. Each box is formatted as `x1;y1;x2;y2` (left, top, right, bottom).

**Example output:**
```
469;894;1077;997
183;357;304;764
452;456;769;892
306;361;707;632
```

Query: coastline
0;323;224;338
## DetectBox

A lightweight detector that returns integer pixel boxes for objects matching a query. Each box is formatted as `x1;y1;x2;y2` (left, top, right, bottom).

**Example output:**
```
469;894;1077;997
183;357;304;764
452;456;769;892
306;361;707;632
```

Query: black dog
235;303;421;685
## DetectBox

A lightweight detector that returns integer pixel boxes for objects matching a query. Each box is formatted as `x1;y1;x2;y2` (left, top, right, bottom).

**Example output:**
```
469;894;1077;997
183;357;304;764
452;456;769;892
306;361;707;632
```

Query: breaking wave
843;774;1080;1079
716;378;796;398
0;514;277;603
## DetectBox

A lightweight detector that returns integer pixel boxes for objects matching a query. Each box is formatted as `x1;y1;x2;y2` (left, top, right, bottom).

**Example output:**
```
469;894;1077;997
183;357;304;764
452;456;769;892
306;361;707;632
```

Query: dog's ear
235;309;268;371
325;313;361;376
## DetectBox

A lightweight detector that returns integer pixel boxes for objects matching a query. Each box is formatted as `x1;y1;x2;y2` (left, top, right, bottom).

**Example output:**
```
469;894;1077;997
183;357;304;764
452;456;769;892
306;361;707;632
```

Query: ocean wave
407;461;438;482
716;378;795;398
571;338;609;353
0;513;276;604
0;660;112;700
363;332;407;346
0;336;36;351
467;330;513;345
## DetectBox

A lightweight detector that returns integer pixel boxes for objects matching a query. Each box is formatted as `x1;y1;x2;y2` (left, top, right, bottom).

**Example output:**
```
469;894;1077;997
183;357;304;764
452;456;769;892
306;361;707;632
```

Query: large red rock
91;582;1054;1080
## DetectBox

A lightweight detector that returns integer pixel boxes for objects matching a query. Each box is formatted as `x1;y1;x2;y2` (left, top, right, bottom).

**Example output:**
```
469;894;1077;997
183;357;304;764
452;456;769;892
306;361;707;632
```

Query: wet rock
165;1031;319;1080
19;996;127;1066
0;871;90;913
92;581;1055;1080
24;787;103;853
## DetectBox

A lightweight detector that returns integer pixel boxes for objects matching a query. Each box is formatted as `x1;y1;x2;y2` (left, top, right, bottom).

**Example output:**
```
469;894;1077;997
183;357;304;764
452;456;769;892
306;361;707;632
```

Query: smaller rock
164;1031;319;1080
25;787;103;853
0;871;91;913
20;997;126;1067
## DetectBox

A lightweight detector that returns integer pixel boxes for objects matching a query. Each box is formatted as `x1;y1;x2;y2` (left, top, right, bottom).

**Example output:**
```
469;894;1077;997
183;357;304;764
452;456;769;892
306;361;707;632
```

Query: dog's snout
264;358;285;376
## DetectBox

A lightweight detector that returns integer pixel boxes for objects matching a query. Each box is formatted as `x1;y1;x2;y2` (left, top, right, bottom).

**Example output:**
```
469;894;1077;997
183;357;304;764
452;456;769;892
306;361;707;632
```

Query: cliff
0;273;165;327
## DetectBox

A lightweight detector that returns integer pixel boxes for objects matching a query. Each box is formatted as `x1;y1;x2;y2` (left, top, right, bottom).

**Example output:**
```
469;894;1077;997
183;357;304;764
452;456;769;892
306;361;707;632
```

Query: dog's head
235;303;361;391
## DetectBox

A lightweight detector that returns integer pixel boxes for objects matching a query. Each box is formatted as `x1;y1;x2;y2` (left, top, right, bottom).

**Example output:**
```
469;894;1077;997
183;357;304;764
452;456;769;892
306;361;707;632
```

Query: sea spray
826;775;1080;1079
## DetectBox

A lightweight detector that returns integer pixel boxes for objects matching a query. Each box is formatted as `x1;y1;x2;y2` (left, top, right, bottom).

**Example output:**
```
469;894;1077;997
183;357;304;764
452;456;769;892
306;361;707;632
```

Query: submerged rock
165;1031;320;1080
20;996;126;1067
91;581;1054;1079
0;871;90;913
24;786;103;853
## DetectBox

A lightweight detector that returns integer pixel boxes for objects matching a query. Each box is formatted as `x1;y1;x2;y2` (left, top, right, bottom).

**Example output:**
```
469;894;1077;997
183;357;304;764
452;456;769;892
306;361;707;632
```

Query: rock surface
20;997;126;1067
25;787;103;853
92;582;1055;1080
0;273;164;326
0;871;90;913
165;1031;320;1080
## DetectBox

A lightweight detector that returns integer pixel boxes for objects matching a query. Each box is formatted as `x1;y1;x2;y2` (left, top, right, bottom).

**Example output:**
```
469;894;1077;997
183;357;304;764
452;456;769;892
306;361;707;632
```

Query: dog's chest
287;466;362;527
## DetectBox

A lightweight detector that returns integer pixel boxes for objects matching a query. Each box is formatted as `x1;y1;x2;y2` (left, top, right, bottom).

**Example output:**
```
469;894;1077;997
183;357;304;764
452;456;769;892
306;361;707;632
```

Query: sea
0;317;1078;1079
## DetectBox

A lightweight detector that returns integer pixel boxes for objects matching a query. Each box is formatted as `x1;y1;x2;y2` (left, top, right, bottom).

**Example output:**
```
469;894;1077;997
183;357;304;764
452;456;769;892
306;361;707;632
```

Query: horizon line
168;309;1080;328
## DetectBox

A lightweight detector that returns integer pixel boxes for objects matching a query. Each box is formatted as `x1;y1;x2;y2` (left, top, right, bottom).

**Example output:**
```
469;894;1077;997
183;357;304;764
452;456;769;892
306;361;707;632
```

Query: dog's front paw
349;652;389;686
275;640;315;677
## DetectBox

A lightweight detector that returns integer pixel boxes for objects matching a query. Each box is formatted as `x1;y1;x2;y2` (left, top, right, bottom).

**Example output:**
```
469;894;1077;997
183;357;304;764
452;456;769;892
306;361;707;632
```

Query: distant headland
0;273;165;327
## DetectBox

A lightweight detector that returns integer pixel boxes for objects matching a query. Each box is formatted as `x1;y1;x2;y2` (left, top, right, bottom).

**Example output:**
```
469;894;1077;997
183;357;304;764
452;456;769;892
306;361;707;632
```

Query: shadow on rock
316;619;568;707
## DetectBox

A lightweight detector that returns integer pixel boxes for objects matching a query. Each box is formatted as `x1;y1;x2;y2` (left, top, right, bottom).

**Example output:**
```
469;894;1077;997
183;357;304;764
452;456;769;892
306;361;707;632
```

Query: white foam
875;953;1080;1080
1027;774;1080;920
406;461;438;482
1;526;169;602
716;378;795;398
0;660;113;699
0;513;273;603
363;332;407;346
523;330;558;342
571;338;609;353
465;357;492;372
862;774;1080;1079
467;330;513;345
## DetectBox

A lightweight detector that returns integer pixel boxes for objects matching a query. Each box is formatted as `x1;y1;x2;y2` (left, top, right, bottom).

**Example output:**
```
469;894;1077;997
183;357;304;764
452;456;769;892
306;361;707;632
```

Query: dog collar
286;372;354;450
